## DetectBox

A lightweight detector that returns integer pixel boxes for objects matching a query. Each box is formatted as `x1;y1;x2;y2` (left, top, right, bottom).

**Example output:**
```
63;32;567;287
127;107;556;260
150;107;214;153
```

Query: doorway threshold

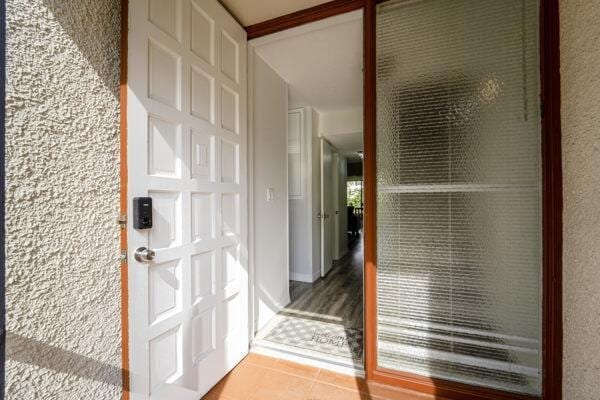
250;339;364;378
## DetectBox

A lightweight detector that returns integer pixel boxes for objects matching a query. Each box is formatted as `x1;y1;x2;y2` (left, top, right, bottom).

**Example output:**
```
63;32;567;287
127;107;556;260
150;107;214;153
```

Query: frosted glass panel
375;0;541;395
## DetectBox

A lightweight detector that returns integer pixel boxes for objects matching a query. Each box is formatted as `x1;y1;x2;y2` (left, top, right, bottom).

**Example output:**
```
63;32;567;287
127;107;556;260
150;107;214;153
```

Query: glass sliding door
374;0;542;395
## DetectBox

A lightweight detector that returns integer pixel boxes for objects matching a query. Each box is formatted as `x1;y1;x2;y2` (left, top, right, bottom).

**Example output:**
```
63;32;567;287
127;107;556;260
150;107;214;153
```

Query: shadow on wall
7;333;123;387
6;0;123;396
41;0;121;95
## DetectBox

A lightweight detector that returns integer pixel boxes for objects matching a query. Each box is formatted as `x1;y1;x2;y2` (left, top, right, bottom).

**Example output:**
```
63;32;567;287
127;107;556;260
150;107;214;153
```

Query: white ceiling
324;137;363;162
252;11;363;113
319;107;363;155
220;0;331;26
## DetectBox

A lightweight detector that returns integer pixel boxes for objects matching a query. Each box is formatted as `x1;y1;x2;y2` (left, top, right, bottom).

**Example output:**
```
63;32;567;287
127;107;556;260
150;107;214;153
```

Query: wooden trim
362;0;377;382
362;0;563;399
539;0;563;398
373;369;539;400
245;0;364;40
119;0;130;399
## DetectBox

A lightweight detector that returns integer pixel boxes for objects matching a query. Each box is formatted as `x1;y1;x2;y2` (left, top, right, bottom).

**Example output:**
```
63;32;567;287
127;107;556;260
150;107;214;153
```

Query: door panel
320;139;334;276
127;0;247;398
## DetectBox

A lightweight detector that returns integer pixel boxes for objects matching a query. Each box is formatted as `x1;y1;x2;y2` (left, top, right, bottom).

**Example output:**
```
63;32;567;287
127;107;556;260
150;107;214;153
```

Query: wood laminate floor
285;235;364;330
255;234;364;363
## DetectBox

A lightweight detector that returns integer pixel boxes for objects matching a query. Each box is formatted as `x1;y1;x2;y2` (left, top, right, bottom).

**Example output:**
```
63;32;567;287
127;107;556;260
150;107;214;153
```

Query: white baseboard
313;269;321;281
335;247;348;261
290;271;316;283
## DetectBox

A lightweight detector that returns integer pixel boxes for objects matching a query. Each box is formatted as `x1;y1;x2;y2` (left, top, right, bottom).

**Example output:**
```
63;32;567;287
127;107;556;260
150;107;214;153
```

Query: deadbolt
134;247;155;263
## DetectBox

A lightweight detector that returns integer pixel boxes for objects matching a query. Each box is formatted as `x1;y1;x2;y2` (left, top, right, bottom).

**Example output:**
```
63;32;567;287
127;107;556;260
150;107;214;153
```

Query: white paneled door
127;0;247;398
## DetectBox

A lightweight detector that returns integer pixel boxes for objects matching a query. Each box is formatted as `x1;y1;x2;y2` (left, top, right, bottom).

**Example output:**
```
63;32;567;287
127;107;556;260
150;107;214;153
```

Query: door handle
317;212;323;219
134;247;155;263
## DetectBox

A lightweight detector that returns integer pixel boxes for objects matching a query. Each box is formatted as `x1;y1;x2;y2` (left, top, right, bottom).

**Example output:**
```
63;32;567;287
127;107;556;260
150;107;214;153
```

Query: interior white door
127;0;248;398
332;152;341;259
320;139;334;276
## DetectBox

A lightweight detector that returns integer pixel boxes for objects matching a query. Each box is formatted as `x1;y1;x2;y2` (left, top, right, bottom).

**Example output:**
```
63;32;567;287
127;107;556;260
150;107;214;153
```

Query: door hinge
120;250;128;264
117;214;127;230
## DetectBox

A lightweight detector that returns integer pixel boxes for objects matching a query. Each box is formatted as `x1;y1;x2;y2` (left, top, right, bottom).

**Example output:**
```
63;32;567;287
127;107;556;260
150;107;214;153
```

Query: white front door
127;0;248;398
320;139;334;276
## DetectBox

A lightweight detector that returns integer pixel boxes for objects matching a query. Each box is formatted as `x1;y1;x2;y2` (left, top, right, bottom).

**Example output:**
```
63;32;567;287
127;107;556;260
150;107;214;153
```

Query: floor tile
204;362;267;400
202;391;235;400
275;358;320;379
203;353;441;400
244;352;280;368
315;368;366;392
306;382;370;400
249;369;313;400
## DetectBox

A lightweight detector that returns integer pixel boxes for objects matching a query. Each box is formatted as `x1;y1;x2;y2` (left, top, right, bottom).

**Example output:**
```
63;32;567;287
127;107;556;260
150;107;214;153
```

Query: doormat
263;316;363;361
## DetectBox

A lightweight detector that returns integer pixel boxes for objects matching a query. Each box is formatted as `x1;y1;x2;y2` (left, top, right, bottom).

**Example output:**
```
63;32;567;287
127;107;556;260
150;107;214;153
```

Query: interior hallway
288;235;363;329
254;235;364;364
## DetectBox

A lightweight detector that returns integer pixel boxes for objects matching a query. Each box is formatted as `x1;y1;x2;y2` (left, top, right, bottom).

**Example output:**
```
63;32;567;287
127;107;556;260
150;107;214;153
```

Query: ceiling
220;0;331;26
328;132;364;161
252;11;363;113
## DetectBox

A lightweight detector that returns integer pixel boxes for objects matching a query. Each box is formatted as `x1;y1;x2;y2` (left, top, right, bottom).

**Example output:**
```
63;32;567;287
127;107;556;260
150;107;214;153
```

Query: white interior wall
319;108;363;136
251;52;290;331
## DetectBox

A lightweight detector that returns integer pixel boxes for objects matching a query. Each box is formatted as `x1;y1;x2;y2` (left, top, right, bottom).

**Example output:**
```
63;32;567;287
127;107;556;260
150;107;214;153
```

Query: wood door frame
243;0;562;397
363;1;563;400
245;0;364;40
117;0;562;398
119;1;130;399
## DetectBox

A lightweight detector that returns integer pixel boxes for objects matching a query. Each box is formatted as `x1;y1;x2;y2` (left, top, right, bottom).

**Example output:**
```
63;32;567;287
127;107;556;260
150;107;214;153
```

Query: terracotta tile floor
203;352;441;400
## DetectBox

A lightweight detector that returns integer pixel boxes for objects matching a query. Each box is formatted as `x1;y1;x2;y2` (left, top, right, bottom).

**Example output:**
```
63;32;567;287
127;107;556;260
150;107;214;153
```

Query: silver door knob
134;247;155;263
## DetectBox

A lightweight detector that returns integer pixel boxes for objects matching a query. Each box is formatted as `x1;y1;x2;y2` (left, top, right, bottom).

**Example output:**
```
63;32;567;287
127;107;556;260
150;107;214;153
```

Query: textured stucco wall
560;1;600;399
5;0;122;399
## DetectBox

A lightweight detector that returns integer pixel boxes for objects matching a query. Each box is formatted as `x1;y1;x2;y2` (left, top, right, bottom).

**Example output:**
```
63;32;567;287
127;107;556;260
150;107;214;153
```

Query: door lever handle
134;247;155;263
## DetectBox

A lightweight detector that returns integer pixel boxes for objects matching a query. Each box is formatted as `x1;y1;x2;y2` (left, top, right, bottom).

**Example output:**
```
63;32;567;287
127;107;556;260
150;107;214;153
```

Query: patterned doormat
263;316;363;361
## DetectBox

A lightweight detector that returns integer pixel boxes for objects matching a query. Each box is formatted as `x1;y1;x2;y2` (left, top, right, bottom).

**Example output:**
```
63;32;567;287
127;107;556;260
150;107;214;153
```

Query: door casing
118;1;564;399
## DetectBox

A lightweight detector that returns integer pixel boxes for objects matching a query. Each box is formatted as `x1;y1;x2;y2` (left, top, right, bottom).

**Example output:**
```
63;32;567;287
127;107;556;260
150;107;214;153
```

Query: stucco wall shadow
5;0;122;399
